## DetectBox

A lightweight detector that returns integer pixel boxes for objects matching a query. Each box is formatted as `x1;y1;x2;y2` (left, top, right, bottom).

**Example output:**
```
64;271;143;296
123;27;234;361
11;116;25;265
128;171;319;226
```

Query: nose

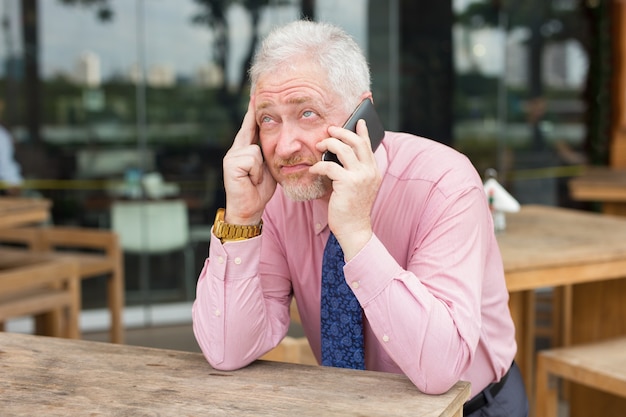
273;123;303;159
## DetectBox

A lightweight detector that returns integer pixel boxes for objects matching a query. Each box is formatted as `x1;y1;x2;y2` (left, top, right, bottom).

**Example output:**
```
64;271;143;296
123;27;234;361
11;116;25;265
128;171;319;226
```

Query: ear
360;91;373;103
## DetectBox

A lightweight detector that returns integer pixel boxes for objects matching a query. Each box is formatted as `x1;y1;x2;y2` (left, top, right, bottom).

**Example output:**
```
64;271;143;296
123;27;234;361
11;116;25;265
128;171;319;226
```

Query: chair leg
66;273;81;340
107;265;125;344
36;311;62;337
535;354;559;417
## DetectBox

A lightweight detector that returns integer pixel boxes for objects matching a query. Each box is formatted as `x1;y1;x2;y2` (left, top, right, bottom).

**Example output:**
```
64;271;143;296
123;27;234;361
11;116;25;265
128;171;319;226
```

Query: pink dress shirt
193;131;517;398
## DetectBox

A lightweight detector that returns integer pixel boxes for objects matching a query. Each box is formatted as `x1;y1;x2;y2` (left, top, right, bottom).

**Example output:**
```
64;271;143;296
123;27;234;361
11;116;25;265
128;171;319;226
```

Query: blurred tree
22;0;311;143
17;0;113;144
191;0;292;130
58;0;114;21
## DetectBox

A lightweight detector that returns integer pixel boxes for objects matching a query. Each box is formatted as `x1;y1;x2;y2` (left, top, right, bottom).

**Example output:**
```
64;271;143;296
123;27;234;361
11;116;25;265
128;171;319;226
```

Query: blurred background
0;0;612;326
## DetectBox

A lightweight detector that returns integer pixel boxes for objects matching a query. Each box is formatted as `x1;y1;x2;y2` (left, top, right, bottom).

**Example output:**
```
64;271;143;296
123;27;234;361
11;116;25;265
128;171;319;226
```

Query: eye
302;110;314;118
261;115;272;124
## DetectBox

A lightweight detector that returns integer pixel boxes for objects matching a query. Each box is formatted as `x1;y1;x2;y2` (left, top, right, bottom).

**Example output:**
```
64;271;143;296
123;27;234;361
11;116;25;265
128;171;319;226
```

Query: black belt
463;363;512;416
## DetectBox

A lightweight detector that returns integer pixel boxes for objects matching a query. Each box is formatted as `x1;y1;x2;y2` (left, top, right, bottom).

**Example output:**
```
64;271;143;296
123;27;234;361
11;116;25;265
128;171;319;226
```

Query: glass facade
0;0;598;311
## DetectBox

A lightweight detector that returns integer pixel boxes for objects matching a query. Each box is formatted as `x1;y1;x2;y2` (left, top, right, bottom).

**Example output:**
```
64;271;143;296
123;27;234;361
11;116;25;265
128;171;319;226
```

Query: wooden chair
0;226;125;343
535;337;626;417
260;299;317;365
0;257;81;339
534;285;572;349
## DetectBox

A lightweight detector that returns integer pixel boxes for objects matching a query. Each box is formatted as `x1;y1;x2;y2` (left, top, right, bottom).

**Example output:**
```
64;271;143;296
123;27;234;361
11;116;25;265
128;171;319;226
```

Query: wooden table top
0;197;51;229
0;332;470;417
568;166;626;202
497;205;626;291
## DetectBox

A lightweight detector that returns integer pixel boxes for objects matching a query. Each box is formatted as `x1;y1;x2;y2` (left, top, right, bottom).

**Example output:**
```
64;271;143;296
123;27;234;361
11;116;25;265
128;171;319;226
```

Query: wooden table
0;332;470;417
568;166;626;216
0;197;51;228
498;205;626;416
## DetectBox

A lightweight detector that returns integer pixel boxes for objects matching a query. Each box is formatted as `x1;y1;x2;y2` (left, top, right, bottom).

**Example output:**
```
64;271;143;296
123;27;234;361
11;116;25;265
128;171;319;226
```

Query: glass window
453;0;593;209
0;0;599;317
0;0;381;314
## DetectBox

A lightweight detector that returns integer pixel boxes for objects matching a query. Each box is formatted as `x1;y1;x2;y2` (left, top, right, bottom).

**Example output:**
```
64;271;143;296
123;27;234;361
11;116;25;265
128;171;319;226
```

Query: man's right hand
222;97;277;226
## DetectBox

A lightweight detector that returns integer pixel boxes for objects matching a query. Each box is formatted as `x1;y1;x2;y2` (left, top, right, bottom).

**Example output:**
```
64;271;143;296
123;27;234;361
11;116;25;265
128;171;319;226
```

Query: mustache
273;155;317;169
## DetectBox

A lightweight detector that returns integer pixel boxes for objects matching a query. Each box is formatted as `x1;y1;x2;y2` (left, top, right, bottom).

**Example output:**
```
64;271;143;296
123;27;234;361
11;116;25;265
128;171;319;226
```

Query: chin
281;176;331;202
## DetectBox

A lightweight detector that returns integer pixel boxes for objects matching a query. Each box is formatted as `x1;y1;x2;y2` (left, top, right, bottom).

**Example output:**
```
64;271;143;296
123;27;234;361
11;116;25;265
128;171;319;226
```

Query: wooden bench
0;257;81;339
535;337;626;417
0;226;124;343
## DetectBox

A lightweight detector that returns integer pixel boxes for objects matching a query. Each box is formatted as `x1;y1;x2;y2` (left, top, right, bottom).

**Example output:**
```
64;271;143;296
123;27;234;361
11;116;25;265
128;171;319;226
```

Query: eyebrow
287;97;312;105
256;96;312;110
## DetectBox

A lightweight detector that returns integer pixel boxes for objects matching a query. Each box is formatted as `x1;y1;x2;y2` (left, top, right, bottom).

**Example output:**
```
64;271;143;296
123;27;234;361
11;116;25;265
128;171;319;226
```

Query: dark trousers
465;362;528;417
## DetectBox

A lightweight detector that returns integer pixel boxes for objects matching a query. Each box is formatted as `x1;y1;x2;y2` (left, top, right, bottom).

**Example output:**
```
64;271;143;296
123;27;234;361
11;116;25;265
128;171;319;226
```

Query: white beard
281;175;329;201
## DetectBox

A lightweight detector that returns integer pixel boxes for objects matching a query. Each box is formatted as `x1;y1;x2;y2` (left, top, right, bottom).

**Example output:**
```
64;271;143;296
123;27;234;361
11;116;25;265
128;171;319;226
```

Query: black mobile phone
322;98;385;165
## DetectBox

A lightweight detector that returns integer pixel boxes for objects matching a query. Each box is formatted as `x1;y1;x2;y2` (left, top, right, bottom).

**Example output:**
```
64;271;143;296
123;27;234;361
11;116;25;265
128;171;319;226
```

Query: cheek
299;125;328;149
258;132;277;155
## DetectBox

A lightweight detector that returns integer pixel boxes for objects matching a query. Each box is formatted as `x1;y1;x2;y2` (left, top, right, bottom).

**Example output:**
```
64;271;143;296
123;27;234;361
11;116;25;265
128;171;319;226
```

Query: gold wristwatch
212;208;263;243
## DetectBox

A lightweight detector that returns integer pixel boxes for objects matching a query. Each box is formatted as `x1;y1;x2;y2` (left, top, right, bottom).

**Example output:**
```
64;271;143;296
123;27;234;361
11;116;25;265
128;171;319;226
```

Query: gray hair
249;20;371;112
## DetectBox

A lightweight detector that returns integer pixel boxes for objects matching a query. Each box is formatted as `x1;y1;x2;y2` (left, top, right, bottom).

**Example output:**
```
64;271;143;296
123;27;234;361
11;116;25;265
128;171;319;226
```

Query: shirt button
234;257;242;265
316;223;322;231
382;335;390;343
351;281;360;289
217;256;224;264
214;309;221;316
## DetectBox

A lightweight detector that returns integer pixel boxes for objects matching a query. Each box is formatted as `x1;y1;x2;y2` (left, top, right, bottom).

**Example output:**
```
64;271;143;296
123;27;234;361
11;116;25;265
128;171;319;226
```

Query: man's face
254;61;348;201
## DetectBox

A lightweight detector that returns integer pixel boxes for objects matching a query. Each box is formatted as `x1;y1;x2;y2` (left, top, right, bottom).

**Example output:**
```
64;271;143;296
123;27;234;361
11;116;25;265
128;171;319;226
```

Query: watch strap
212;208;263;243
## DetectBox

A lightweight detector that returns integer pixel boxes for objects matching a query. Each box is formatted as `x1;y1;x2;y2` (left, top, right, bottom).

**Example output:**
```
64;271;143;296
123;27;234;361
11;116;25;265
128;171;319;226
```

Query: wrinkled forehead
251;54;327;91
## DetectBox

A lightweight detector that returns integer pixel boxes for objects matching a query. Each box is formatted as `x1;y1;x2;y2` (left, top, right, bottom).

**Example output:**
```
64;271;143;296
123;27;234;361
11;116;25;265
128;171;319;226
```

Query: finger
259;163;278;194
318;131;363;169
246;148;266;185
310;152;345;179
352;119;378;164
231;97;259;149
355;119;372;151
336;119;375;165
327;125;361;148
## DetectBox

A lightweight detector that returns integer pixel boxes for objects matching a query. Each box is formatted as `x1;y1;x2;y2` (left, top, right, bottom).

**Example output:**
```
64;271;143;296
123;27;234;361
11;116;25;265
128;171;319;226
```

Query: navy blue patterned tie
320;233;365;369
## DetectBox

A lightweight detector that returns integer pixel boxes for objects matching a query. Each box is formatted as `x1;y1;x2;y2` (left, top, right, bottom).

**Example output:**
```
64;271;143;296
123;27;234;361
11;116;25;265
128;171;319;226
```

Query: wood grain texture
0;332;470;417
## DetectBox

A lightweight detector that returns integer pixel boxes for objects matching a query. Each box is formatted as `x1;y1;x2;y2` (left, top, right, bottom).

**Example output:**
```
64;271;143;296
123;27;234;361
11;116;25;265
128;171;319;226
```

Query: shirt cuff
208;233;262;281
